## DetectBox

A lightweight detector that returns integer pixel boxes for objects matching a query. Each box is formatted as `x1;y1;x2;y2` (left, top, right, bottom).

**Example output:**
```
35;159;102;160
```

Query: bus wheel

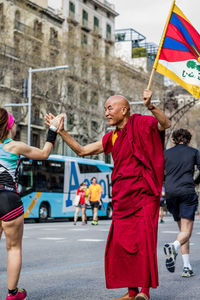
107;204;113;220
39;203;49;222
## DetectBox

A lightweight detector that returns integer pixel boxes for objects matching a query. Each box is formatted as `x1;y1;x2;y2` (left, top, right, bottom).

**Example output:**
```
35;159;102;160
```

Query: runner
164;128;200;277
0;108;58;299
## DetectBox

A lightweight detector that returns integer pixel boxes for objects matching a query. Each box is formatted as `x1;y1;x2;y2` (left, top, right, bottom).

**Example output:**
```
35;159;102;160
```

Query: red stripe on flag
159;48;194;62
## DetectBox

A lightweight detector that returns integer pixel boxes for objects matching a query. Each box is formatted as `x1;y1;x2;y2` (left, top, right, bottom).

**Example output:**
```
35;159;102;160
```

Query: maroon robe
103;114;164;289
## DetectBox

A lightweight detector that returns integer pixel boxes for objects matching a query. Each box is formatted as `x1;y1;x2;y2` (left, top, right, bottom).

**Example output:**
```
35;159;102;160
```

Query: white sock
182;254;192;269
173;240;181;253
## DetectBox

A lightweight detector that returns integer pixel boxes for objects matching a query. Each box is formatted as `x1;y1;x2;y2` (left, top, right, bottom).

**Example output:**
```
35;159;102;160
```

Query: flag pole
147;0;176;90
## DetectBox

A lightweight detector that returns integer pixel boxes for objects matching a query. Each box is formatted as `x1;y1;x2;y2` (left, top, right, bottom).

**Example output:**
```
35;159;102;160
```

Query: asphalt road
0;216;200;300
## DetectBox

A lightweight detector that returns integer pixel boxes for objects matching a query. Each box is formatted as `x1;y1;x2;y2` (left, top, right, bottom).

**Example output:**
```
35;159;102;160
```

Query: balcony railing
31;116;43;127
14;20;44;40
0;43;19;58
49;38;61;48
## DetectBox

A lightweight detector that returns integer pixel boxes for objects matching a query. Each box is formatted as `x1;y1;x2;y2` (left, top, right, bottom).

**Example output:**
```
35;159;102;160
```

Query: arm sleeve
102;132;113;155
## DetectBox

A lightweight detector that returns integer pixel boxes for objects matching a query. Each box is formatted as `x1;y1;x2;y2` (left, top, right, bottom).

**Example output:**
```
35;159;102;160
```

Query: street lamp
27;65;68;145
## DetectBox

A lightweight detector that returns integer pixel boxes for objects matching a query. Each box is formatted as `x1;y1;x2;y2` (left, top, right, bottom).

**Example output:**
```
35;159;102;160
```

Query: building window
69;1;75;19
82;10;88;27
81;32;88;49
93;38;99;55
91;120;98;132
50;28;58;45
31;133;40;148
81;58;88;78
0;70;4;84
14;10;20;28
94;16;99;32
80;89;88;106
105;67;111;83
106;24;111;40
105;45;110;57
34;20;43;39
67;112;74;131
90;91;98;109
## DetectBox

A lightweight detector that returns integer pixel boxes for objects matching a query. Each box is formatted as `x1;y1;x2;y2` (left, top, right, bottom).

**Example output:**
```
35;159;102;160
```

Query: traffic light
22;78;28;98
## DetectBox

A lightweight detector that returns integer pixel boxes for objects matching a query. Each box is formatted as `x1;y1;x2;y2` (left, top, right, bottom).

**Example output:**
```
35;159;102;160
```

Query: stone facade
0;0;165;160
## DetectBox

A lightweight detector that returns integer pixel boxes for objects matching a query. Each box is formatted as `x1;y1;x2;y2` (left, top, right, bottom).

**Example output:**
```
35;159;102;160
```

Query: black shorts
166;193;198;222
90;201;99;208
0;191;24;222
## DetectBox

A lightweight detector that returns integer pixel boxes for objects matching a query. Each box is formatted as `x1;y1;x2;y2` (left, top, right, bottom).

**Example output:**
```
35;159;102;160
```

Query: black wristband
47;129;57;145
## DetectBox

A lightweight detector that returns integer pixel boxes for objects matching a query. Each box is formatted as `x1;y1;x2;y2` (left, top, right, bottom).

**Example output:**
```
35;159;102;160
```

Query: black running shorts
166;193;198;222
0;191;24;222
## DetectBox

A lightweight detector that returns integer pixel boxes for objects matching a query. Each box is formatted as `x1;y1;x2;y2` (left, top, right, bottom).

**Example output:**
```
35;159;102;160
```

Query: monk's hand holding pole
143;89;154;110
143;89;171;131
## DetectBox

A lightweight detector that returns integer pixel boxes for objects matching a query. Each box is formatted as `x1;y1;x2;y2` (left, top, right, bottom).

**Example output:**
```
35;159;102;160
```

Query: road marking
38;237;65;240
162;231;179;234
78;239;105;242
196;232;200;235
0;260;104;279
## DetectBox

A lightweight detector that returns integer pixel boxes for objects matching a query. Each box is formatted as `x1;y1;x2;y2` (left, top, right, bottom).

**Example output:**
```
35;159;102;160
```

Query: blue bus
17;155;113;221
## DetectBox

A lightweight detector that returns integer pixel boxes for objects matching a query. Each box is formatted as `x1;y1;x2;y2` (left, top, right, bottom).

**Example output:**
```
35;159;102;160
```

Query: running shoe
163;243;178;273
73;221;76;225
6;288;27;300
182;267;194;277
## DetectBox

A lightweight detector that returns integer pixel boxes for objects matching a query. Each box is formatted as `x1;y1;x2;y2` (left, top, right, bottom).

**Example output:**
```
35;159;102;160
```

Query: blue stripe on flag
170;13;195;47
163;37;189;51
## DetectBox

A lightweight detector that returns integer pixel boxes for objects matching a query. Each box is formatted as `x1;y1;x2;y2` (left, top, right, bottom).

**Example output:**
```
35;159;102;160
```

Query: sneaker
6;288;27;300
94;221;98;225
91;220;95;225
163;243;178;273
82;222;85;225
182;267;194;277
160;219;165;223
73;221;76;225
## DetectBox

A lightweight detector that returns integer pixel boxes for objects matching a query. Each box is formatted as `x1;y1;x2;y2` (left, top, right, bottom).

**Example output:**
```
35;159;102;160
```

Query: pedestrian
164;128;200;277
83;182;89;224
159;186;166;223
74;182;87;225
45;89;170;300
0;108;57;300
88;177;102;225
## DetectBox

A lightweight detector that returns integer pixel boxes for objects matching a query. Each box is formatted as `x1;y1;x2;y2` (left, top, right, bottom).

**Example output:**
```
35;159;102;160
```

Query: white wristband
49;125;58;132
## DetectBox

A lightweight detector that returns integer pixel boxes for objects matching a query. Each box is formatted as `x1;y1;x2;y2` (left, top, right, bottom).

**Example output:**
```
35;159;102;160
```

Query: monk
45;89;170;300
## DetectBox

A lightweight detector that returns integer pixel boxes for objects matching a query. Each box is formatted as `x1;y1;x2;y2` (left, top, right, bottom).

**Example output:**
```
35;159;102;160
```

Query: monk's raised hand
57;116;65;133
143;89;153;108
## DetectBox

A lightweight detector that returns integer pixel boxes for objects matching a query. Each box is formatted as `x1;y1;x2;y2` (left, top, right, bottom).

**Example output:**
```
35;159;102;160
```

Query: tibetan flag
153;0;200;98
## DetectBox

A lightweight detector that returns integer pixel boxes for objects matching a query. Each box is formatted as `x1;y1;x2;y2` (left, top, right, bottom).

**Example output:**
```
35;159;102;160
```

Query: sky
111;0;199;45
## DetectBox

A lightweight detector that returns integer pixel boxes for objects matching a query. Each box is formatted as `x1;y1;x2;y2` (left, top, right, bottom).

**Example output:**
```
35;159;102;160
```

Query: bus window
34;160;64;193
78;163;101;173
18;159;33;196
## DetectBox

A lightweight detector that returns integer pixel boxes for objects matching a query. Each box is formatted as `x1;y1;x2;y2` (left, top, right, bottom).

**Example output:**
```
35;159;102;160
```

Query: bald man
46;89;170;300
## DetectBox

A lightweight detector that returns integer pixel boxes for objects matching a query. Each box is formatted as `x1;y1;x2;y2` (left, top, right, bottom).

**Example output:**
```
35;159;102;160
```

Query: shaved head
104;95;131;129
105;95;130;112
